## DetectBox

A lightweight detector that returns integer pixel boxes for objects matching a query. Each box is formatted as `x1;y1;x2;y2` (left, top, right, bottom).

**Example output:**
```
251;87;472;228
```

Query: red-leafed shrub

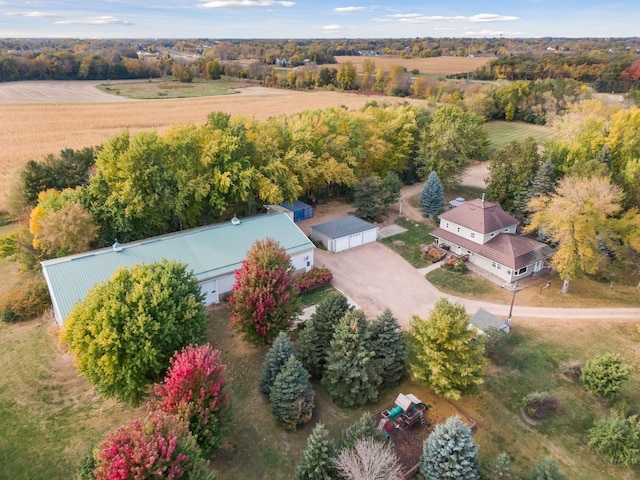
151;344;230;455
230;238;299;344
93;411;213;480
292;267;333;293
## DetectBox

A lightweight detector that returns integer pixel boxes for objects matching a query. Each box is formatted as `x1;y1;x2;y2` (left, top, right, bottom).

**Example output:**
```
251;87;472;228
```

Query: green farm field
96;78;249;99
486;121;556;150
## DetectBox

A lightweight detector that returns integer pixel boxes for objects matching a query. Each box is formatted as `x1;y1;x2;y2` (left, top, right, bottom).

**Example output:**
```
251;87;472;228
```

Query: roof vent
113;238;123;252
231;215;240;226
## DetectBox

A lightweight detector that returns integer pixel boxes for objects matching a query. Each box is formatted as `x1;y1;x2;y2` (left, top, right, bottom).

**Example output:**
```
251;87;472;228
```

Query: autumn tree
93;411;213;480
368;309;407;387
525;175;623;293
62;260;208;405
409;298;484;400
294;423;337;480
416;104;488;188
337;61;357;90
230;238;299;344
298;291;351;378
322;310;378;408
151;344;230;455
269;355;315;430
419;416;480;480
420;171;444;218
259;332;297;396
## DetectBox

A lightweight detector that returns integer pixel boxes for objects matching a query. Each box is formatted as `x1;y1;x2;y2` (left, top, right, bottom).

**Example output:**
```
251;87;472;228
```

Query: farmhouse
431;198;553;284
309;216;379;253
41;213;314;327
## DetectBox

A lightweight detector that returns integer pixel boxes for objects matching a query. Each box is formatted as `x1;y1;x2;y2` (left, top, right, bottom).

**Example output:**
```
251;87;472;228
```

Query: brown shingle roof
439;198;519;234
432;227;553;270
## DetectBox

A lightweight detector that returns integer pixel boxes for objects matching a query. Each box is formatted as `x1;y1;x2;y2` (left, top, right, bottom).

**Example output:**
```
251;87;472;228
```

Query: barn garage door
348;232;363;249
334;237;350;252
199;278;219;305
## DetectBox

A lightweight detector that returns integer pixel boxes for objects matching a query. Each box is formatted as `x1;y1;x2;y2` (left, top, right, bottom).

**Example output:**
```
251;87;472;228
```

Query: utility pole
507;282;519;326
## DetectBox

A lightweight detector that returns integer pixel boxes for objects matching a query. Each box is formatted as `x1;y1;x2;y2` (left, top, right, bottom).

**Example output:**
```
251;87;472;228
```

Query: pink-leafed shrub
292;267;333;293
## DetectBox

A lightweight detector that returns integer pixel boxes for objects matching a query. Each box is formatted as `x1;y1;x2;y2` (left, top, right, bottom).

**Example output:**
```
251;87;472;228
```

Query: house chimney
113;238;123;252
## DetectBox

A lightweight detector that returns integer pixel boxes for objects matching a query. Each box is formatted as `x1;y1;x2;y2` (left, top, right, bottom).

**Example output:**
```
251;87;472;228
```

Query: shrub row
292;267;333;293
0;275;50;323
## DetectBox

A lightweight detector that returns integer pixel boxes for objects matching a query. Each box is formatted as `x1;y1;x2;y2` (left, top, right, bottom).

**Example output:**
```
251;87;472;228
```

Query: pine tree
368;309;407;387
269;355;315;430
484;452;518;480
259;331;296;396
514;156;555;219
529;457;565;480
341;412;386;450
298;292;351;379
294;423;337;480
322;310;378;408
420;171;444;218
409;298;484;400
420;416;480;480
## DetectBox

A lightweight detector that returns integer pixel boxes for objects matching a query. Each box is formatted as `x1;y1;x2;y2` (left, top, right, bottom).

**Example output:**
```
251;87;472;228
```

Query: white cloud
379;12;520;24
322;24;344;31
25;11;59;18
198;0;295;7
55;16;133;25
334;6;366;13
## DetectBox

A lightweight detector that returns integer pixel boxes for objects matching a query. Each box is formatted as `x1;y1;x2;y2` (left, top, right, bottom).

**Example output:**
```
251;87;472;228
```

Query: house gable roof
310;216;378;239
439;198;519;234
41;213;314;325
431;227;553;270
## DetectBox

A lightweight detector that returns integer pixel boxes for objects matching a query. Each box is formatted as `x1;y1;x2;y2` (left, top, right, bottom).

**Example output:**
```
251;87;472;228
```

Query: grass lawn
96;78;250;99
486;121;555;151
298;284;338;308
380;217;435;268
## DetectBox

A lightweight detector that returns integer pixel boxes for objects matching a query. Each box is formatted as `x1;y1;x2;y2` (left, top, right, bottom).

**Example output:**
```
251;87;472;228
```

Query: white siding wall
480;225;517;244
439;221;483;245
291;250;314;273
362;228;379;244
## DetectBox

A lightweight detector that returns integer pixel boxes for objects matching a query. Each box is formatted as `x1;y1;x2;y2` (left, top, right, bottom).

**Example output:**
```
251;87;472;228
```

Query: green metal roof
310;215;377;239
42;213;313;326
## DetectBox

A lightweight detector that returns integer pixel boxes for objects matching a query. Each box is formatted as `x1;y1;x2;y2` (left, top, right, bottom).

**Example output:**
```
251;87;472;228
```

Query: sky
0;1;638;39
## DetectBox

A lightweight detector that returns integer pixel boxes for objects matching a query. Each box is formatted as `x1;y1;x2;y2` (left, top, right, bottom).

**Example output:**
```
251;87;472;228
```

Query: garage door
199;278;219;305
349;232;363;249
334;237;350;252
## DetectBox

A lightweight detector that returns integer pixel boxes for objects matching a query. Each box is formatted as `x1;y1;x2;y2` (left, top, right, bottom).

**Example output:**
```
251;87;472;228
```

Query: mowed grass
380;217;434;268
486;121;555;151
97;78;249;99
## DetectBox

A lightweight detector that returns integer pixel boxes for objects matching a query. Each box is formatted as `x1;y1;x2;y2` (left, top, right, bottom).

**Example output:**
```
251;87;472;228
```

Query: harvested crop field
335;55;492;74
0;82;431;210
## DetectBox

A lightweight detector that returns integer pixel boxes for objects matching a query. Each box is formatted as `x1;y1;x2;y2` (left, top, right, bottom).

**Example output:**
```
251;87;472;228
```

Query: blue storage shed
281;200;313;222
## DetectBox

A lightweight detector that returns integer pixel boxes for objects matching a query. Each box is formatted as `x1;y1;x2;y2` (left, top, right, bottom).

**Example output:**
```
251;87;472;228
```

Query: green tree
230;238;299;344
322;310;378;408
529;457;566;480
484;452;518;480
259;332;296;396
409;298;484;400
368;309;407;387
269;355;315;430
420;171;444;218
514;156;556;219
581;353;631;400
62;260;208;405
205;59;222;80
525;175;624;293
337;61;357;90
416;104;488;188
589;414;640;467
298;291;351;378
353;176;383;221
294;423;337;480
341;412;386;450
419;415;480;480
379;171;403;208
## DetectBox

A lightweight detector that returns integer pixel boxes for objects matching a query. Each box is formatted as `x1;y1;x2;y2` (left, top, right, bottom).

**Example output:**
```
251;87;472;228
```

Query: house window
470;232;475;238
504;228;510;232
466;250;471;254
457;227;460;232
446;222;449;228
516;266;528;275
491;261;502;270
490;233;496;237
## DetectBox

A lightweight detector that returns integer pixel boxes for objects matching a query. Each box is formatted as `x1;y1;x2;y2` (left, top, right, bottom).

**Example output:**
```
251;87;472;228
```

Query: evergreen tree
322;310;378;408
420;171;444;218
269;355;315;430
420;416;480;480
298;292;351;379
484;452;518;480
259;332;296;396
368;309;407;387
580;352;631;400
514;156;555;219
529;457;565;480
341;412;386;450
380;171;403;207
409;298;484;400
354;176;383;221
294;423;337;480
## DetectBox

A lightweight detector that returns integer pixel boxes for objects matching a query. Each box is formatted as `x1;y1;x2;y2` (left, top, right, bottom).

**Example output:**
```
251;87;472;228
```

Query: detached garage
310;216;379;253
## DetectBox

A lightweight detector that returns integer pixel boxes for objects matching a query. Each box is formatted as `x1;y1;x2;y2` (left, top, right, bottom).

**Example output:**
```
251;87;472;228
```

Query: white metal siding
362;228;378;243
348;232;363;249
334;237;350;252
199;278;219;305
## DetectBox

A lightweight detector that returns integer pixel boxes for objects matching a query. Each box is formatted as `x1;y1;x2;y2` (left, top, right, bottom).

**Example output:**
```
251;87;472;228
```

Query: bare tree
335;438;403;480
